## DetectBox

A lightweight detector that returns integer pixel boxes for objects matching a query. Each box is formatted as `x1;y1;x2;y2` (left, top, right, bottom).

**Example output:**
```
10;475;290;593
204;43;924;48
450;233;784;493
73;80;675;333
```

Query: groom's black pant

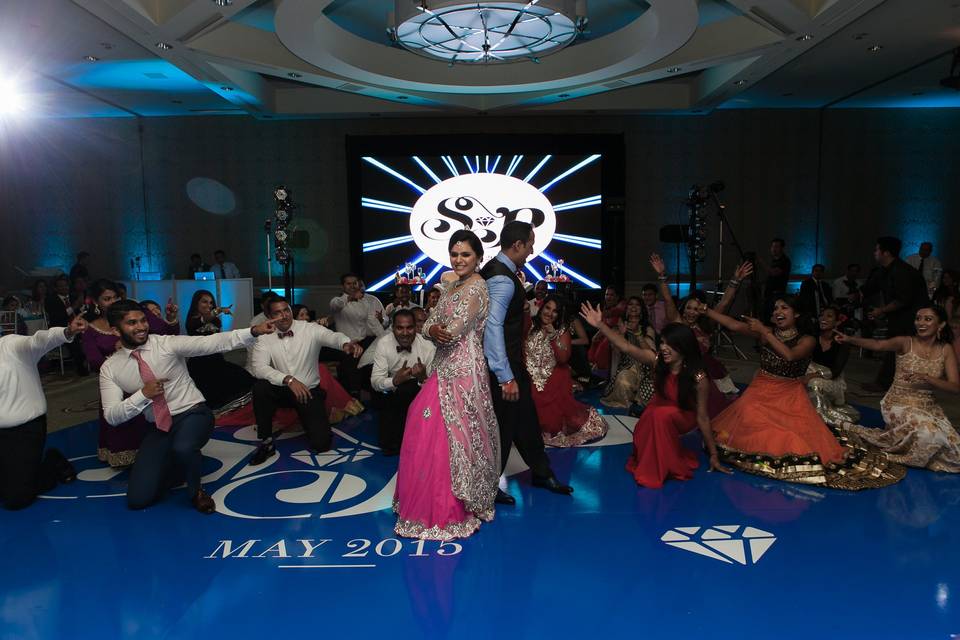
489;360;553;479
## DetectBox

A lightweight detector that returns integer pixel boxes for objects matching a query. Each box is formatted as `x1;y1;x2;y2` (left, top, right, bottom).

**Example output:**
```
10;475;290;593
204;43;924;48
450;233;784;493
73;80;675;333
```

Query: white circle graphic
409;173;556;267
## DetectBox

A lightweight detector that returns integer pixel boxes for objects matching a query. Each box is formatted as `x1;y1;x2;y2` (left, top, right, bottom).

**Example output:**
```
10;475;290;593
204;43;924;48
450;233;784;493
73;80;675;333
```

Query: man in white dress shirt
329;273;384;397
0;316;87;509
212;249;241;280
382;284;421;328
370;309;435;455
250;297;364;465
99;300;276;513
905;242;942;295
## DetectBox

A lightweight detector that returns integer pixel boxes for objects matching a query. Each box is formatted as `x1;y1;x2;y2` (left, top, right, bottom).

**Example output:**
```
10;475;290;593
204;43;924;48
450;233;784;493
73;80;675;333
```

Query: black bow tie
278;330;294;339
396;345;412;353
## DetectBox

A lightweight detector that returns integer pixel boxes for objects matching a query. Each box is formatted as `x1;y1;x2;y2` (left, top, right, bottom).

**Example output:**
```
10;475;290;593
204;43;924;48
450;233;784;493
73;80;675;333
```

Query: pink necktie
130;351;173;432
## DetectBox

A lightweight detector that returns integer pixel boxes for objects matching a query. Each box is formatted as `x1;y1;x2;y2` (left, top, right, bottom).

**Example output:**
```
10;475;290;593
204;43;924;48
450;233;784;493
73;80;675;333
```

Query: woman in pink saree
394;230;500;541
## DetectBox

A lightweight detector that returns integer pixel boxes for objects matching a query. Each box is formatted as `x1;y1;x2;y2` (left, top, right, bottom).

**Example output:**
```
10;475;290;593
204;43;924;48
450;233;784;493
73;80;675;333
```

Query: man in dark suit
481;221;573;504
46;275;87;375
860;236;929;390
797;264;833;317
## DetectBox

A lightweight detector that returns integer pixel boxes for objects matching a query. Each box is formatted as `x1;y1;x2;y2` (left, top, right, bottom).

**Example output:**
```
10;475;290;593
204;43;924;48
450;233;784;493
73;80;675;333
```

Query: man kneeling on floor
99;300;276;513
1;316;87;510
249;297;364;465
370;308;435;455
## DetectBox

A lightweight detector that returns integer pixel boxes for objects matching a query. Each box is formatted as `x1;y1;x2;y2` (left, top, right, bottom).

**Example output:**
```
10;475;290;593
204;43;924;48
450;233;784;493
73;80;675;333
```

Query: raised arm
715;262;753;315
581;301;657;367
649;254;680;323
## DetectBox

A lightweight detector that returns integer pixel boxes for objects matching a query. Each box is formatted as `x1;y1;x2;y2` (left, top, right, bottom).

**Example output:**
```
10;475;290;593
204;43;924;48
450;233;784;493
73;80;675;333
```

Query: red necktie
130;351;173;432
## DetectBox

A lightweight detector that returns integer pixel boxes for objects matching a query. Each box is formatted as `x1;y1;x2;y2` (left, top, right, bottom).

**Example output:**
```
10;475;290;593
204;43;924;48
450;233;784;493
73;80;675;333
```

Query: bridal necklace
775;327;799;341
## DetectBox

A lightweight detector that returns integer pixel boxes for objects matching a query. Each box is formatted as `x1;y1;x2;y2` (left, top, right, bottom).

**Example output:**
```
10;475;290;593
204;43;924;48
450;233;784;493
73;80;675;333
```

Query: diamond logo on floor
660;525;776;565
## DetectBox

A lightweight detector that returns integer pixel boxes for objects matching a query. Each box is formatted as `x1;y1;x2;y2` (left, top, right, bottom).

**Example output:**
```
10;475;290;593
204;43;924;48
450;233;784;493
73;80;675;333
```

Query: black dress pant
374;380;421;454
0;415;59;510
126;404;214;509
338;336;376;396
489;361;553;479
252;379;330;451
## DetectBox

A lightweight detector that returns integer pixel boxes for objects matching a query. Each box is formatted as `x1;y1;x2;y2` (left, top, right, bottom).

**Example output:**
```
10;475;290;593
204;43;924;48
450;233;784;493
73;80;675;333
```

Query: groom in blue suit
481;221;573;504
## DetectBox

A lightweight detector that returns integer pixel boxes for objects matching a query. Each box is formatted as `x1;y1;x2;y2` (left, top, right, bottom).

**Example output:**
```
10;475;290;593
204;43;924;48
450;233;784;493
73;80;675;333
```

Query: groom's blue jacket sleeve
484;275;515;384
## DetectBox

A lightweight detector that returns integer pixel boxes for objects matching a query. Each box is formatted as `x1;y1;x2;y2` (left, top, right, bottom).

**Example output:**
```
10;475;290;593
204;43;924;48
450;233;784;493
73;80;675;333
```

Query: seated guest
212;249;240;279
581;305;730;487
1;316;85;509
329;273;384;396
250;298;363;464
188;253;210;277
641;283;667;334
185;290;254;412
798;263;833;317
840;305;960;472
601;296;657;412
587;285;626;374
527;296;607;447
141;299;162;319
804;305;859;425
2;297;28;335
424;287;441;313
382;284;420;328
46;274;86;376
293;304;314;322
99;300;273;512
370;309;436;455
24;279;48;318
529;280;548;318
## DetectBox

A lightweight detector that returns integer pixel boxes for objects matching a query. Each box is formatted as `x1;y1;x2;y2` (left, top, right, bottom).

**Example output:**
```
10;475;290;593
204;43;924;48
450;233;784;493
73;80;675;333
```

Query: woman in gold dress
838;305;960;472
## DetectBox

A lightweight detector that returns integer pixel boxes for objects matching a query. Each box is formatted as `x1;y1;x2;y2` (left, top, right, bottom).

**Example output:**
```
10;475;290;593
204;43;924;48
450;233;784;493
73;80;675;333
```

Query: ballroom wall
1;108;957;293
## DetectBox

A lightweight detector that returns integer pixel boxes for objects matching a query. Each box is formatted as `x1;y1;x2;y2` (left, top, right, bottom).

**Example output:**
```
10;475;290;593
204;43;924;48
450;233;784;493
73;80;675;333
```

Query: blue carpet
2;395;958;640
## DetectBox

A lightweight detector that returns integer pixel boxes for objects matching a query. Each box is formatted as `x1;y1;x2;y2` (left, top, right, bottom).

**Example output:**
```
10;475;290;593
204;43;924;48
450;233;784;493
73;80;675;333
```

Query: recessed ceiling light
867;44;883;52
220;86;233;91
734;80;746;86
558;93;570;98
288;72;302;78
155;42;172;50
84;55;99;62
213;0;233;5
666;66;681;73
796;34;814;41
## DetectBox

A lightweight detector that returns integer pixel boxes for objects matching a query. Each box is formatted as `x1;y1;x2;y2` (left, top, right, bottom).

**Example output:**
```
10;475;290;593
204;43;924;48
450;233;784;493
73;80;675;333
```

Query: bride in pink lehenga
394;230;500;541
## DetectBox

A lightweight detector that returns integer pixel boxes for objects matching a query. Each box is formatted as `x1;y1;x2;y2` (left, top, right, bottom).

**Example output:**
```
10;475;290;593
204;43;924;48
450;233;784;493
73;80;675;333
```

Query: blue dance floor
4;393;960;640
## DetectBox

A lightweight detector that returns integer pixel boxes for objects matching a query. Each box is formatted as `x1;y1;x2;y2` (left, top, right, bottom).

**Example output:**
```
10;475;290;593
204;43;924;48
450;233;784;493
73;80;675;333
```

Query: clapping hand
579;301;603;328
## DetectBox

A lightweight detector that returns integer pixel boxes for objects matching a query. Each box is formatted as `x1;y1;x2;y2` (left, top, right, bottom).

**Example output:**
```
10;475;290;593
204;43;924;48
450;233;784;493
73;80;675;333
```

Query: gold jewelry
774;327;799;341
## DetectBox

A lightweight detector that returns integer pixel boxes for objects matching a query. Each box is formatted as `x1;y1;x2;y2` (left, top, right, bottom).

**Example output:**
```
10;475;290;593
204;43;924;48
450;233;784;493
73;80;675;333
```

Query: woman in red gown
587;286;626;374
525;296;607;447
582;303;732;488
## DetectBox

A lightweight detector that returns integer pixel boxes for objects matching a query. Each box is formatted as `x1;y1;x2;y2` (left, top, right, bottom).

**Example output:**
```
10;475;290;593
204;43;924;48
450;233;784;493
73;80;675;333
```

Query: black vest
480;256;525;364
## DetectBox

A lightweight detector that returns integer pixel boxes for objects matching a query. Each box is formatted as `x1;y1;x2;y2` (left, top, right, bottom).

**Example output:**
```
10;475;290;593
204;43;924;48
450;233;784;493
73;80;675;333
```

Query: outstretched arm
581;302;657;367
834;332;910;355
701;306;758;338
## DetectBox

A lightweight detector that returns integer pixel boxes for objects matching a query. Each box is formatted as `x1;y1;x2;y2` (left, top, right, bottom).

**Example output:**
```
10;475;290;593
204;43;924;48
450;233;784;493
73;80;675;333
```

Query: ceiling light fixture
288;72;302;78
392;0;586;64
213;0;233;6
0;78;27;116
84;55;99;62
867;45;883;52
796;34;814;41
666;67;681;73
220;86;233;91
734;80;746;86
155;42;173;50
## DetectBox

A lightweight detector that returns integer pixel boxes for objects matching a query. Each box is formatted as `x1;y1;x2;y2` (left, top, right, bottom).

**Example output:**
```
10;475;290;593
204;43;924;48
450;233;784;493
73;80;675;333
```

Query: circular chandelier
391;1;587;65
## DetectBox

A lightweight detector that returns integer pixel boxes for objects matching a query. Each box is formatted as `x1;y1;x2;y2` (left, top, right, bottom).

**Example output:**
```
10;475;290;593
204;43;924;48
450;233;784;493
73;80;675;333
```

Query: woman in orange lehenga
700;295;903;490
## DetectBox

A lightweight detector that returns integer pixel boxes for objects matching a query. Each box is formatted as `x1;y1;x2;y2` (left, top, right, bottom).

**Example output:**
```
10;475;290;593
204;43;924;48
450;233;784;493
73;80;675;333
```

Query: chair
0;310;17;336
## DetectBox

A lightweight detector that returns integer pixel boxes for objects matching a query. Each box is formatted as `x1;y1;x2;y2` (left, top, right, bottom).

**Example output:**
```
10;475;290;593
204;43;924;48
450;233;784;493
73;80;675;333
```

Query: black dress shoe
495;489;516;505
250;442;276;465
45;449;77;484
532;475;573;495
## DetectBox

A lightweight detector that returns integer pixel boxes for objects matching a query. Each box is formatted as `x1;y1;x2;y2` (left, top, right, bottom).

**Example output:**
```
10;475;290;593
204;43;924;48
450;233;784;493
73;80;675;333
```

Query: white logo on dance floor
660;526;776;565
410;173;556;267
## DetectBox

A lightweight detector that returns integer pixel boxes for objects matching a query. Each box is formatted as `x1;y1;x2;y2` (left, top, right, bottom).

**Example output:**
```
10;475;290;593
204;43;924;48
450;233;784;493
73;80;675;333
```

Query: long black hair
916;305;955;345
187;289;217;320
532;294;567;332
85;279;119;320
654;323;705;411
772;294;817;336
624;295;651;336
448;229;484;262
